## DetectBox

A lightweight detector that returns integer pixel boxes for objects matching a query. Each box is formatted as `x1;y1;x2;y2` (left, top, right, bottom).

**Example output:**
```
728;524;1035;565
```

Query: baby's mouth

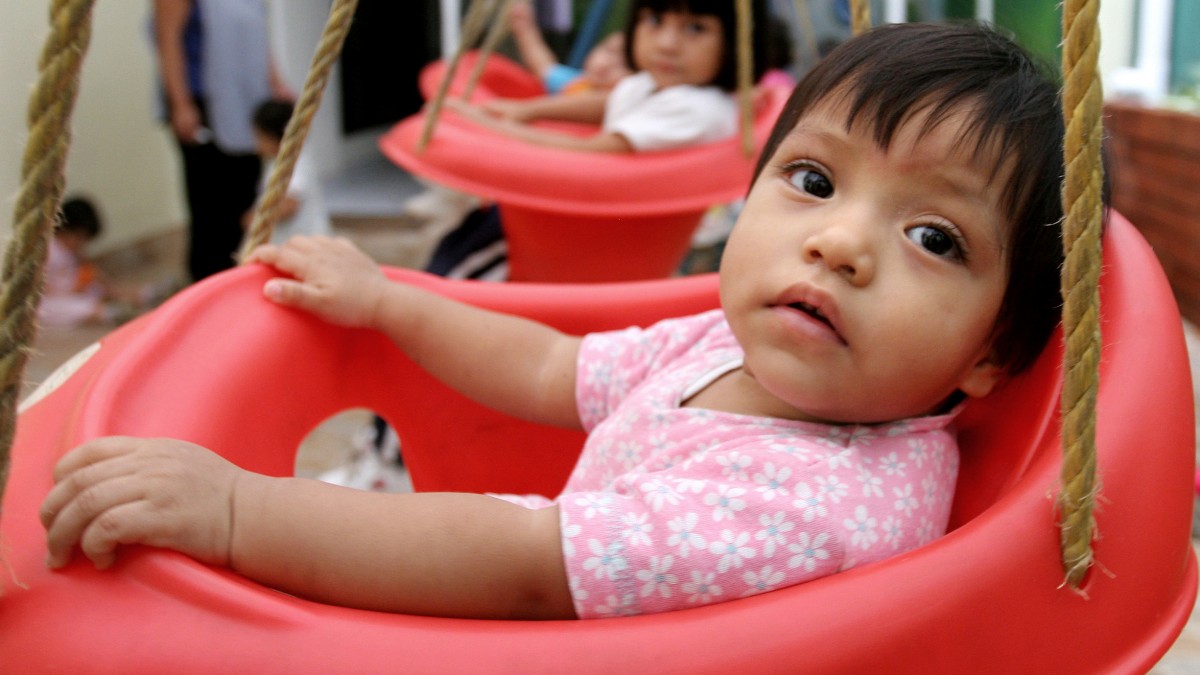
790;301;834;330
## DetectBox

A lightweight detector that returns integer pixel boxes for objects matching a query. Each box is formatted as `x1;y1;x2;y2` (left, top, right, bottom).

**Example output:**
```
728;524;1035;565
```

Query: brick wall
1105;102;1200;324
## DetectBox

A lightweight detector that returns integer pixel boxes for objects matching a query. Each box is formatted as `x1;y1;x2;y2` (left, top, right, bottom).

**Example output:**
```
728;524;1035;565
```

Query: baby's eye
684;20;710;35
906;224;963;260
787;166;834;198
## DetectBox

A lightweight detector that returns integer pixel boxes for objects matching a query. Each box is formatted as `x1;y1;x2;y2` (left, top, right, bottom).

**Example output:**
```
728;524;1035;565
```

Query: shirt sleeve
604;86;737;152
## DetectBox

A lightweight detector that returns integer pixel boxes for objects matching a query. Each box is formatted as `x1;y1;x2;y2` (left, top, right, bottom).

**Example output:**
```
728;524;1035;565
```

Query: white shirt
602;71;738;152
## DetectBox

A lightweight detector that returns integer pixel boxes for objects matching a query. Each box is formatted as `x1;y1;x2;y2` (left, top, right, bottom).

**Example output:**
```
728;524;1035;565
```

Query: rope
850;0;871;35
736;0;755;157
793;0;820;69
418;0;500;152
0;0;95;569
238;0;360;260
1058;0;1104;589
463;0;520;102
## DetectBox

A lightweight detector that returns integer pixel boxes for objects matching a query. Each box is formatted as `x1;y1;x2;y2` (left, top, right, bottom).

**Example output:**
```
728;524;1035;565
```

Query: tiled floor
14;215;1200;670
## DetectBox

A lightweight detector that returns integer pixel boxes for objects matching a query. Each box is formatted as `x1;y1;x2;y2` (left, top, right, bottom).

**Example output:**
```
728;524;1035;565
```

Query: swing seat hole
294;407;411;493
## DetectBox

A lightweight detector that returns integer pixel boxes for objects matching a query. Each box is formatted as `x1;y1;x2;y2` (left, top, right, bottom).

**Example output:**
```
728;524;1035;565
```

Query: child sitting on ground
38;197;148;327
245;100;332;245
43;22;1076;620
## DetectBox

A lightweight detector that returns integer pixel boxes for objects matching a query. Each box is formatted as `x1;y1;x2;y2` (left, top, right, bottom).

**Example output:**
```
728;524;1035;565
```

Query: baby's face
719;97;1011;424
582;33;630;89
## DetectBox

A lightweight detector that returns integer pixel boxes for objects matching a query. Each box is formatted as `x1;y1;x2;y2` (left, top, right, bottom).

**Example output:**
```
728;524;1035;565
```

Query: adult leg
182;143;259;282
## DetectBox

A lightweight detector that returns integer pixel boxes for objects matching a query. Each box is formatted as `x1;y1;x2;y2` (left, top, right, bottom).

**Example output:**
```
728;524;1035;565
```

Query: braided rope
238;0;360;260
850;0;871;35
736;0;755;156
0;0;95;539
463;0;519;101
418;0;500;152
1058;0;1104;589
793;0;820;68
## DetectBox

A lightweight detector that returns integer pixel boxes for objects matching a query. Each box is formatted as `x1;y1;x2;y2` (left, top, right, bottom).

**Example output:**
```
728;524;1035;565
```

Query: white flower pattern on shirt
551;310;959;618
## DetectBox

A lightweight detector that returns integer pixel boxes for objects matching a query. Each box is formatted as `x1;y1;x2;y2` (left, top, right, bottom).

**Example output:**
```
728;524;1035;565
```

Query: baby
43;22;1072;620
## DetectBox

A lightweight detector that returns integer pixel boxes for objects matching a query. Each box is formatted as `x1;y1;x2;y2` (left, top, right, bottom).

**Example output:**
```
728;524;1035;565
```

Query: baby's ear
958;353;1004;399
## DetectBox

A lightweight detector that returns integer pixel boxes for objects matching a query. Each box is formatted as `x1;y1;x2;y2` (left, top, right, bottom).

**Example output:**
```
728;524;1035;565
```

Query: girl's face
631;8;724;89
719;96;1011;424
582;33;630;89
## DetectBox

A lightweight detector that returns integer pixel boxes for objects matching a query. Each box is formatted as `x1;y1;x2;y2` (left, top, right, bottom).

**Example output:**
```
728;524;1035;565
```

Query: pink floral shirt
508;310;960;619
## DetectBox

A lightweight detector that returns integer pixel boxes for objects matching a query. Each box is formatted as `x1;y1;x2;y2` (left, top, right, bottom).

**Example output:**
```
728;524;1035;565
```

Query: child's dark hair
58;196;102;239
623;0;772;91
252;99;294;141
752;22;1101;377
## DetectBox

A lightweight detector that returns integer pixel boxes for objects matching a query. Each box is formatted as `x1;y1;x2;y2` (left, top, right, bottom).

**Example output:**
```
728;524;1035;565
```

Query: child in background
400;4;630;235
246;100;332;245
509;0;629;97
38;197;128;327
426;0;773;278
44;22;1076;620
682;13;797;274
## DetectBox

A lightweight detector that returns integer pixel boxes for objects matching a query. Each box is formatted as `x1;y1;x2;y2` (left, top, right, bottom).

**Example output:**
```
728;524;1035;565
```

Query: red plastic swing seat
0;213;1195;672
379;52;791;282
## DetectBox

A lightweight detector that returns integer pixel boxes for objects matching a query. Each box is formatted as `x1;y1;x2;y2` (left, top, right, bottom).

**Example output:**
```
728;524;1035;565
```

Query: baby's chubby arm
247;236;583;428
42;437;575;619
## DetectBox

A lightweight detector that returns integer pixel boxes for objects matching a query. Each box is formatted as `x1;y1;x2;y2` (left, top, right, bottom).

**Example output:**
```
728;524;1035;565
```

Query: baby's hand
41;437;242;570
446;98;514;133
247;236;389;330
481;98;532;123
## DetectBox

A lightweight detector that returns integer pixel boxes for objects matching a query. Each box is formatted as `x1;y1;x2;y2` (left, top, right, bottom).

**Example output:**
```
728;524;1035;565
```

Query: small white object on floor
317;423;412;493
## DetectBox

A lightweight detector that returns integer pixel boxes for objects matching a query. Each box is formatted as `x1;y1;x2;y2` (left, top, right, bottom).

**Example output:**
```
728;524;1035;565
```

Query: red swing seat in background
0;212;1194;672
379;52;791;282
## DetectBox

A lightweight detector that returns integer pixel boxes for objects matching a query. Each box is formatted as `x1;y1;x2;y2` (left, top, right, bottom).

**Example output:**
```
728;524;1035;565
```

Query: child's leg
508;0;559;80
424;206;508;281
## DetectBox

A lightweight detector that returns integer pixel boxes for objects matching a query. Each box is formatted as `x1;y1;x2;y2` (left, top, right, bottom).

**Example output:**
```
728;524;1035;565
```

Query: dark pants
177;99;261;282
424;205;507;279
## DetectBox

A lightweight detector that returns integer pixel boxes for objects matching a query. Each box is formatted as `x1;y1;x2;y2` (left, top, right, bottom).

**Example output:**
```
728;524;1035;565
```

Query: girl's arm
447;99;631;153
41;437;576;619
483;90;609;125
152;0;201;143
248;236;583;428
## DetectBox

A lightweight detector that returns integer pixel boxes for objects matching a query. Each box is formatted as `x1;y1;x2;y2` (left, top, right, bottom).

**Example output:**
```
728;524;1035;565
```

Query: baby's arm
248;236;583;428
483;90;609;124
446;99;632;153
41;437;575;619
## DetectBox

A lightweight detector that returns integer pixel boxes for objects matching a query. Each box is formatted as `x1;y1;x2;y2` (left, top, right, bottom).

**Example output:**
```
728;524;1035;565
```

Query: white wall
1100;0;1137;90
0;2;183;255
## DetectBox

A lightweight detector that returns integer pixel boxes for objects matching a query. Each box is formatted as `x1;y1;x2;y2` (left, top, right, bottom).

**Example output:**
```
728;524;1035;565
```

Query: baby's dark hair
58;196;102;240
753;21;1100;376
623;0;772;91
252;99;294;141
